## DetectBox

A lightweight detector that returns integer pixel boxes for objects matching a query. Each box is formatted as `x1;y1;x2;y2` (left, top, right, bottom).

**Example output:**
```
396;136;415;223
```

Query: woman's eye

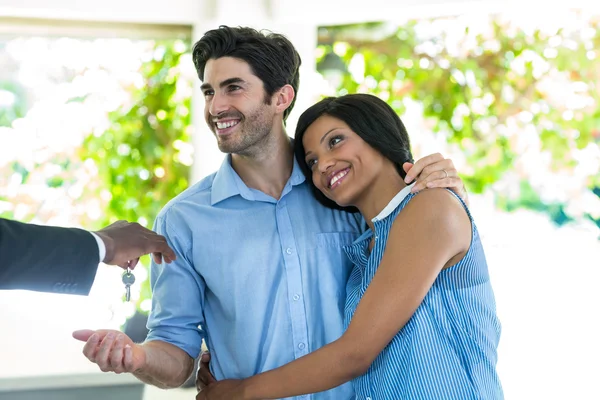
328;136;343;148
306;159;317;169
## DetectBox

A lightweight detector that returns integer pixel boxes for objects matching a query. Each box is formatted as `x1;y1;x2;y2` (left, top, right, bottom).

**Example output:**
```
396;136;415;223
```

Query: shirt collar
289;155;306;186
210;152;306;206
210;155;242;205
371;183;415;223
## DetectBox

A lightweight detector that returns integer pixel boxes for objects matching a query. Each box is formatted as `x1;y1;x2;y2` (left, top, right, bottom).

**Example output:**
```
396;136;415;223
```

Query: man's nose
209;93;229;116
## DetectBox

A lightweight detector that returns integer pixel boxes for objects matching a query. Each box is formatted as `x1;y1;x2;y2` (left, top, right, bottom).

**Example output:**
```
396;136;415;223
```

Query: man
73;26;467;398
0;218;176;295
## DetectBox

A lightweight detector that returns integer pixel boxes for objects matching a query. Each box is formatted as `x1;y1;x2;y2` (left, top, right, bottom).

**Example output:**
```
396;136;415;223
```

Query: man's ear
274;84;295;115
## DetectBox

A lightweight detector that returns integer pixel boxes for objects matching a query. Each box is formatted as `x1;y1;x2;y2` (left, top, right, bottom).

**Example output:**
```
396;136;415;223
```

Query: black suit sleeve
0;218;100;295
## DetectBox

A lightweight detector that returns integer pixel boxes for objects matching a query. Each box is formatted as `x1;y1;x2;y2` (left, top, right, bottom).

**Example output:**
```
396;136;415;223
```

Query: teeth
216;120;239;129
329;170;348;187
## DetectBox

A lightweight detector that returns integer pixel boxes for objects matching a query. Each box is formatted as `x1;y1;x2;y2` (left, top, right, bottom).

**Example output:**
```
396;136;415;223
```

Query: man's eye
228;85;241;92
203;90;214;97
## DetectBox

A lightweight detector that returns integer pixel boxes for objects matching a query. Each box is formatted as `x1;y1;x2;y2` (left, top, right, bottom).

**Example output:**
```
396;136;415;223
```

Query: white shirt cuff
89;232;106;263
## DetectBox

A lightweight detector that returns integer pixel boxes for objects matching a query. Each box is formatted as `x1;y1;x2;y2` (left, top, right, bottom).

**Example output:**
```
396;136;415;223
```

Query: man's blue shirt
147;155;364;399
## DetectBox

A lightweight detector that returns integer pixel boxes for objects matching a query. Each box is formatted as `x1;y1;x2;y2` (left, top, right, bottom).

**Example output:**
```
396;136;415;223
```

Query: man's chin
216;140;241;154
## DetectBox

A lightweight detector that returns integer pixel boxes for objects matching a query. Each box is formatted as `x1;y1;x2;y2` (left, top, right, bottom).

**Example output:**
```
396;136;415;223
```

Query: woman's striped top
343;186;503;400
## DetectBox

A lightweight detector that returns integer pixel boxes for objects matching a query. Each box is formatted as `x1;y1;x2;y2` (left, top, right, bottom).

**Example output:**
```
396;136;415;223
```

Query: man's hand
196;379;246;400
403;153;468;205
72;329;146;374
196;352;217;391
94;220;176;268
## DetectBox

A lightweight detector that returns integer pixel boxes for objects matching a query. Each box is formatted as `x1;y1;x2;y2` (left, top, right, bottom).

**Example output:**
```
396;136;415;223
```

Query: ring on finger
442;169;448;179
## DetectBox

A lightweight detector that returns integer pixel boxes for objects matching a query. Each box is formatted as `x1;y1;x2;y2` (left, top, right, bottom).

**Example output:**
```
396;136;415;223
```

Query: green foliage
0;81;27;127
318;15;600;228
496;180;574;226
80;40;193;309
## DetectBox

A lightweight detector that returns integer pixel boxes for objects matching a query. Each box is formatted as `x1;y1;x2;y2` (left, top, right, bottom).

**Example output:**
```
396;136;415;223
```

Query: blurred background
0;0;599;399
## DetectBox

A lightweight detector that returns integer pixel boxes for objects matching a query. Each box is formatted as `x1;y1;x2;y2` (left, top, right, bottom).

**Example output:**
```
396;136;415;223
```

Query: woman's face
302;114;389;207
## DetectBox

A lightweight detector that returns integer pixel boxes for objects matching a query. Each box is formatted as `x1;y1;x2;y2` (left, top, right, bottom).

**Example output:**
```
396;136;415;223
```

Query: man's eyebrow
200;77;246;92
219;77;246;87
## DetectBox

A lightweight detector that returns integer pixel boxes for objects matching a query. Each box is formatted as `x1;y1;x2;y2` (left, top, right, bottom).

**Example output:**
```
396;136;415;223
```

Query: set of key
121;267;136;302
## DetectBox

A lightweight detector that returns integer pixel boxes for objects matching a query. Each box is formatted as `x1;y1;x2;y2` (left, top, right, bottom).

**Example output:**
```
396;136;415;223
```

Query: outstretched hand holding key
93;220;177;268
93;220;172;302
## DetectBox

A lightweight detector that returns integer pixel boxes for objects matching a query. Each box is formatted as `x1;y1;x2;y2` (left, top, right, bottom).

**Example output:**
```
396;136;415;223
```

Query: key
122;267;136;302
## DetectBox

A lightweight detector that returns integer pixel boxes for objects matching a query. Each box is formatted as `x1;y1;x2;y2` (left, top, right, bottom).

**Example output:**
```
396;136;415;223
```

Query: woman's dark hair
294;93;414;212
192;25;301;122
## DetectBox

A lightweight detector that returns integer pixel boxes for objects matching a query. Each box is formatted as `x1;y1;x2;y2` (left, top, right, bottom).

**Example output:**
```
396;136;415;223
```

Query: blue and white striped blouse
344;186;503;400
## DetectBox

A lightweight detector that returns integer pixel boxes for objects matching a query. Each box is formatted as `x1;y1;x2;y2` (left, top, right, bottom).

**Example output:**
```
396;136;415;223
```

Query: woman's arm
232;189;472;400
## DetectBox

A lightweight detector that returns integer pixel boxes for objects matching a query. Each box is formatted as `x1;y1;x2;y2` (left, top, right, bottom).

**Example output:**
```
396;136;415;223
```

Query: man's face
201;57;276;155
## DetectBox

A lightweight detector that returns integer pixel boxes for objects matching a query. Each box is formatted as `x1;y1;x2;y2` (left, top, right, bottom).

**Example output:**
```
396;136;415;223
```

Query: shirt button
298;342;305;350
286;247;293;255
366;397;372;400
293;294;300;301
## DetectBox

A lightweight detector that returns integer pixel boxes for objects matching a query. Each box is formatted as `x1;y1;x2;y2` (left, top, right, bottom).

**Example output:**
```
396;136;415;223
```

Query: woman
198;94;502;399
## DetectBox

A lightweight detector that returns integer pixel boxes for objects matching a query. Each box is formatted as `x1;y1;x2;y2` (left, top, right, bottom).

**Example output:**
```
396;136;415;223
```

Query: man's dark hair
294;93;414;212
192;25;301;121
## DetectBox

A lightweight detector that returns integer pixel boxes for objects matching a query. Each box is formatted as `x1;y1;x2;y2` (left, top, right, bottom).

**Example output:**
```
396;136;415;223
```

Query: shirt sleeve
88;232;106;263
145;212;206;359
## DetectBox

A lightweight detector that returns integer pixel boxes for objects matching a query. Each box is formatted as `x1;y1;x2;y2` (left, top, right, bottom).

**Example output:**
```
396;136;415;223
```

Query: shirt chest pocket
311;232;358;295
315;232;357;248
